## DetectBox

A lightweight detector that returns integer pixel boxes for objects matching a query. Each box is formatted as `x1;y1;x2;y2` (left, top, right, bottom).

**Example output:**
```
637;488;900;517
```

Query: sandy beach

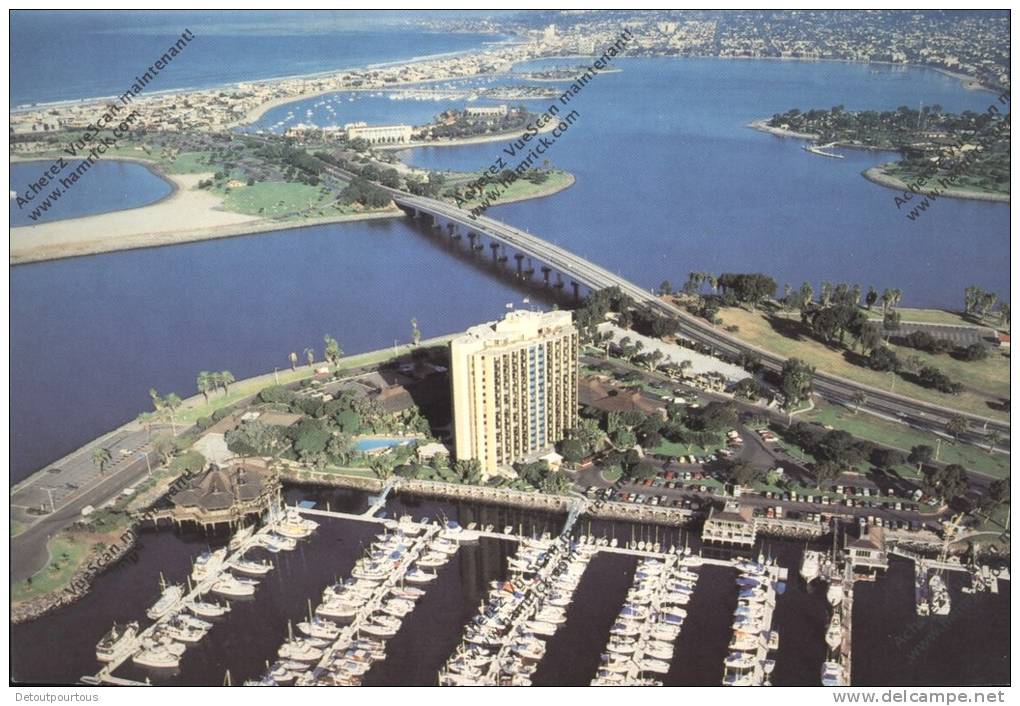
10;168;402;264
747;119;819;141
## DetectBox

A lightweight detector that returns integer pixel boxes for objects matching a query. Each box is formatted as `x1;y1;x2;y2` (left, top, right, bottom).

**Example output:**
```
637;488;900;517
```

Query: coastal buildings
344;121;413;144
845;525;889;571
464;104;509;117
701;501;758;547
450;310;579;476
167;460;281;528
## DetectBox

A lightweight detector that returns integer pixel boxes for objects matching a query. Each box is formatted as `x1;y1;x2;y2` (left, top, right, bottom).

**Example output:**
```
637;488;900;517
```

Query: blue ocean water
11;10;500;106
10;160;173;226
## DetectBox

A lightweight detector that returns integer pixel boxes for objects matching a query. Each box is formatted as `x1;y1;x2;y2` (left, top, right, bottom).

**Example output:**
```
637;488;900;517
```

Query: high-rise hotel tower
450;309;579;475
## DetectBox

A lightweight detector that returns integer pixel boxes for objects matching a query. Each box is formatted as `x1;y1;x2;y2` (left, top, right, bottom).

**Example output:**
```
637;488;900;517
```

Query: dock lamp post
140;451;152;477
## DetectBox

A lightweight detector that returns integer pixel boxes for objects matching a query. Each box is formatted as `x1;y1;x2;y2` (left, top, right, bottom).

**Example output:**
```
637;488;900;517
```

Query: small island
753;104;1010;202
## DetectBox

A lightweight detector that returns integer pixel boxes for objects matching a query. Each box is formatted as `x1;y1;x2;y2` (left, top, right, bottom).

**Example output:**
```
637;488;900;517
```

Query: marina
8;485;1009;686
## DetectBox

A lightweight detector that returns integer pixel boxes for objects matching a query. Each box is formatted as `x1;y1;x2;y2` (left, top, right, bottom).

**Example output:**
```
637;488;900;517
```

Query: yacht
229;556;273;576
191;548;227;583
185;598;231;618
278;638;324;662
228;525;255;551
212;574;258;598
261;533;297;552
95;621;139;662
825;612;843;650
800;550;824;583
404;567;437;584
132;645;180;670
298;617;341;640
827;581;845;606
821;660;847;686
389;586;425;601
929;574;951;616
146;580;184;620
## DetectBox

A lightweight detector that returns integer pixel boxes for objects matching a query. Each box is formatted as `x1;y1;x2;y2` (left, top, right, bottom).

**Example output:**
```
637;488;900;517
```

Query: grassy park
716;306;1009;421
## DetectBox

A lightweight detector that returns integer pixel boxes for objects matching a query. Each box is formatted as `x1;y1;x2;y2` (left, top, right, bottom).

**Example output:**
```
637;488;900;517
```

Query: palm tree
218;371;235;395
164;393;182;435
945;415;968;443
851;391;866;415
196;371;214;403
91;447;113;476
324;336;343;370
305;348;315;367
288;352;298;371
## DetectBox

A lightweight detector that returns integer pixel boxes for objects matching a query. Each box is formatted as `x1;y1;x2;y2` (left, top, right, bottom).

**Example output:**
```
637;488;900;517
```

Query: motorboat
390;586;425;601
825;612;843;650
186;598;231;618
228;525;255;551
146;581;184;620
800;550;824;583
317;597;362;620
212;574;258;598
229;556;274;576
929;574;951;616
191;548;227;583
132;645;180;670
278;638;324;662
821;660;846;686
298;617;341;640
95;621;139;662
404;567;437;584
261;533;297;552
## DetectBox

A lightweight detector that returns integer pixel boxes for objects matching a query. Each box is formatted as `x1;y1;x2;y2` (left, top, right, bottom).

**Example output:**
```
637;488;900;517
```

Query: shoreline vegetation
747;119;1011;204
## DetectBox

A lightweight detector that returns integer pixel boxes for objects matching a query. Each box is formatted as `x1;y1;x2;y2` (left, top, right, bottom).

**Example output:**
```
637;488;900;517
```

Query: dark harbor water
9;489;1010;686
10;160;173;226
9;57;1010;484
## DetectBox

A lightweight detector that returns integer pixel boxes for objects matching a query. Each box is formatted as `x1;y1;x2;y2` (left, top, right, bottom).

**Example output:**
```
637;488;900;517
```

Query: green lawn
716;306;1008;422
443;170;573;209
864;307;1003;329
221;181;333;217
160;151;214;174
12;535;91;603
649;439;726;459
802;400;1010;479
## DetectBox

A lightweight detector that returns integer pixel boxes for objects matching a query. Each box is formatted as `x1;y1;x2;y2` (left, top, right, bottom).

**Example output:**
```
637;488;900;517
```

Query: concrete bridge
388;193;1009;448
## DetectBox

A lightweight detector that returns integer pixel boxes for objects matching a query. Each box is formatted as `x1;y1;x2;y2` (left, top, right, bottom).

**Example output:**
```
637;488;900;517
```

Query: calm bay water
8;57;1010;484
10;160;172;226
9;490;1010;685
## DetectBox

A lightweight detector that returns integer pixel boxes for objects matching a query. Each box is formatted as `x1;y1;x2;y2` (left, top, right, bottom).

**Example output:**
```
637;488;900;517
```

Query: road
11;437;165;582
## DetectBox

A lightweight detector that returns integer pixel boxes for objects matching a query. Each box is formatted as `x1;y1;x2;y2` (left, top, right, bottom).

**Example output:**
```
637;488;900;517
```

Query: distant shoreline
748;119;1010;204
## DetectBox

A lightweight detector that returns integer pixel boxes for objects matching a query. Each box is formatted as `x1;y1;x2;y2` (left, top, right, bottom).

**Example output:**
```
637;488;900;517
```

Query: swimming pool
355;437;412;452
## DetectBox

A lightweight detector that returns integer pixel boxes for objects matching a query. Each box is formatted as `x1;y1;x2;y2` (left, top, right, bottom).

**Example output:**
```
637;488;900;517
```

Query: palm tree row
196;370;236;402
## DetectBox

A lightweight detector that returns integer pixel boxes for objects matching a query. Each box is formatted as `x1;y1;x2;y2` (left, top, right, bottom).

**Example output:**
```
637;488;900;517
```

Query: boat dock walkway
88;519;288;685
309;525;440;677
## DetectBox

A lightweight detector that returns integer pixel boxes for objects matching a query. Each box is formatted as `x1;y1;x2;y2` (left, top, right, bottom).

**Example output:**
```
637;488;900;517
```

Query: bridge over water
388;193;1009;446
